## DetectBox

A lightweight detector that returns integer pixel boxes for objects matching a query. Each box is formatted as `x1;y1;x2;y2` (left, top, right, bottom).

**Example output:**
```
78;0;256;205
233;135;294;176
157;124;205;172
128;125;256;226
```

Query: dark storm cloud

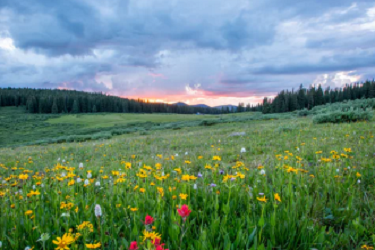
1;0;375;104
252;51;375;75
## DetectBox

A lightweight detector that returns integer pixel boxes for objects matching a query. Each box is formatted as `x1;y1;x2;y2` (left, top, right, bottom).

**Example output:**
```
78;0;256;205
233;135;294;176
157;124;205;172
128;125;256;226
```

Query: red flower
144;215;154;225
129;241;138;250
156;246;169;250
177;204;191;218
153;238;162;246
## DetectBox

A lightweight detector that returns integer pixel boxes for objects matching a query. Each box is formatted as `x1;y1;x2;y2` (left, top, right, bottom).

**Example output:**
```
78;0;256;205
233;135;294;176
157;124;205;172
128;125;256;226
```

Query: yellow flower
27;190;41;197
25;210;33;216
362;245;374;250
52;233;75;250
139;188;146;193
256;196;267;203
181;175;191;181
157;187;164;197
179;193;188;200
77;221;94;232
130;207;138;212
75;206;79;213
86;242;101;249
274;193;281;202
19;174;28;180
172;195;177;200
356;172;361;178
198;156;203;159
212;156;221;161
143;230;161;242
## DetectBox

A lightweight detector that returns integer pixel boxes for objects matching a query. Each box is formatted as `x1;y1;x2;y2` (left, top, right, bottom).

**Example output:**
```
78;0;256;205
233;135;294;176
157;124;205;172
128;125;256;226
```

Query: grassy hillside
47;113;221;128
0;107;260;147
0;111;374;249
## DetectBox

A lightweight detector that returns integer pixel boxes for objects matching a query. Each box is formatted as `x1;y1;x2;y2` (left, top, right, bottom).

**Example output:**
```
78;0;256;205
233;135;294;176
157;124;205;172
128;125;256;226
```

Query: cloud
1;0;375;106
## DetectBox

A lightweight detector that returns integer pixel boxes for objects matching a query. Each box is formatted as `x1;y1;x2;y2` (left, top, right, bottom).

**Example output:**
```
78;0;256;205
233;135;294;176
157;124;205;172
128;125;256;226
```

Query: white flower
87;173;92;179
95;204;102;217
259;169;266;175
61;213;70;217
297;147;300;151
77;178;82;183
240;147;246;153
57;158;60;161
348;166;351;169
41;184;44;188
185;152;188;155
32;185;36;190
61;172;66;177
193;184;197;189
218;140;221;143
84;179;90;185
336;169;339;173
18;189;23;194
79;163;84;169
162;172;165;176
2;180;6;184
357;179;361;184
37;233;50;242
175;153;179;157
62;159;66;163
95;181;100;187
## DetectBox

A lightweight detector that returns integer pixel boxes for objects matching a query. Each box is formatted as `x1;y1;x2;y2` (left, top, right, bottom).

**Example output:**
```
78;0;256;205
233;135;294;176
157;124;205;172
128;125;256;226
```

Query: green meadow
0;103;375;249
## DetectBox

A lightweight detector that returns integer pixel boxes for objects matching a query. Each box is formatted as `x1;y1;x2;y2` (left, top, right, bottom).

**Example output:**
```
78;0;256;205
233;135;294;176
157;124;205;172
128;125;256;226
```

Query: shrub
313;109;373;124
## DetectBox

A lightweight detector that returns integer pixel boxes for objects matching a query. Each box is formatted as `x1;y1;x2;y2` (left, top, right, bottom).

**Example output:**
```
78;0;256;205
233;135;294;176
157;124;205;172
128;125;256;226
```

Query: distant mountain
173;102;211;108
191;104;211;108
174;102;189;106
173;102;237;110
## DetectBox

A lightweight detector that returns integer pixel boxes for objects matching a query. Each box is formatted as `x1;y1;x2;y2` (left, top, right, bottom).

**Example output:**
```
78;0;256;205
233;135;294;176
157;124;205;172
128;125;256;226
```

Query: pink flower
144;215;154;225
129;241;138;250
177;204;191;218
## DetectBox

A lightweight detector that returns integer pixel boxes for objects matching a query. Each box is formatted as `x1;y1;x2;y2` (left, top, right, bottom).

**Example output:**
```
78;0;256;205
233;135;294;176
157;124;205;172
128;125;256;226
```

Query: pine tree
369;83;375;98
72;99;79;114
51;98;58;114
297;85;306;109
315;85;324;106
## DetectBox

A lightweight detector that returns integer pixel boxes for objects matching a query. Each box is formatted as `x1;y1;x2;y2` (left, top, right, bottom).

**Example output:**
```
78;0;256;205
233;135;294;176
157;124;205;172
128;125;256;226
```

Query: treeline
0;88;226;114
261;80;375;114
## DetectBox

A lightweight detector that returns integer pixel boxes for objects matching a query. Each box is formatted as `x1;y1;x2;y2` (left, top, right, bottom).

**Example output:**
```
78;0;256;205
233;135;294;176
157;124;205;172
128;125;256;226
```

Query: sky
1;0;375;106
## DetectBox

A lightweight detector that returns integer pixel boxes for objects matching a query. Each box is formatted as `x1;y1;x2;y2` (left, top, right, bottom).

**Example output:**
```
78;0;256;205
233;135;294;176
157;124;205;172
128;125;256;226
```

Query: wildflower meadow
0;116;374;250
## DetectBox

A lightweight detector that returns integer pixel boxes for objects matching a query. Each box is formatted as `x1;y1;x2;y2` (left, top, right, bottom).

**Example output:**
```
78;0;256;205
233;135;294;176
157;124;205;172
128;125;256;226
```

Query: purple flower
210;183;217;187
219;170;224;175
197;173;203;178
230;177;236;181
258;192;264;196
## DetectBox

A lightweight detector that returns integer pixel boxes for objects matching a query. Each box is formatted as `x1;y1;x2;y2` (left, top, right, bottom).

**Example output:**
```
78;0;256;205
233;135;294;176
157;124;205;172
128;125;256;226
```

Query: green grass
47;113;221;128
0;107;260;147
0;112;375;249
